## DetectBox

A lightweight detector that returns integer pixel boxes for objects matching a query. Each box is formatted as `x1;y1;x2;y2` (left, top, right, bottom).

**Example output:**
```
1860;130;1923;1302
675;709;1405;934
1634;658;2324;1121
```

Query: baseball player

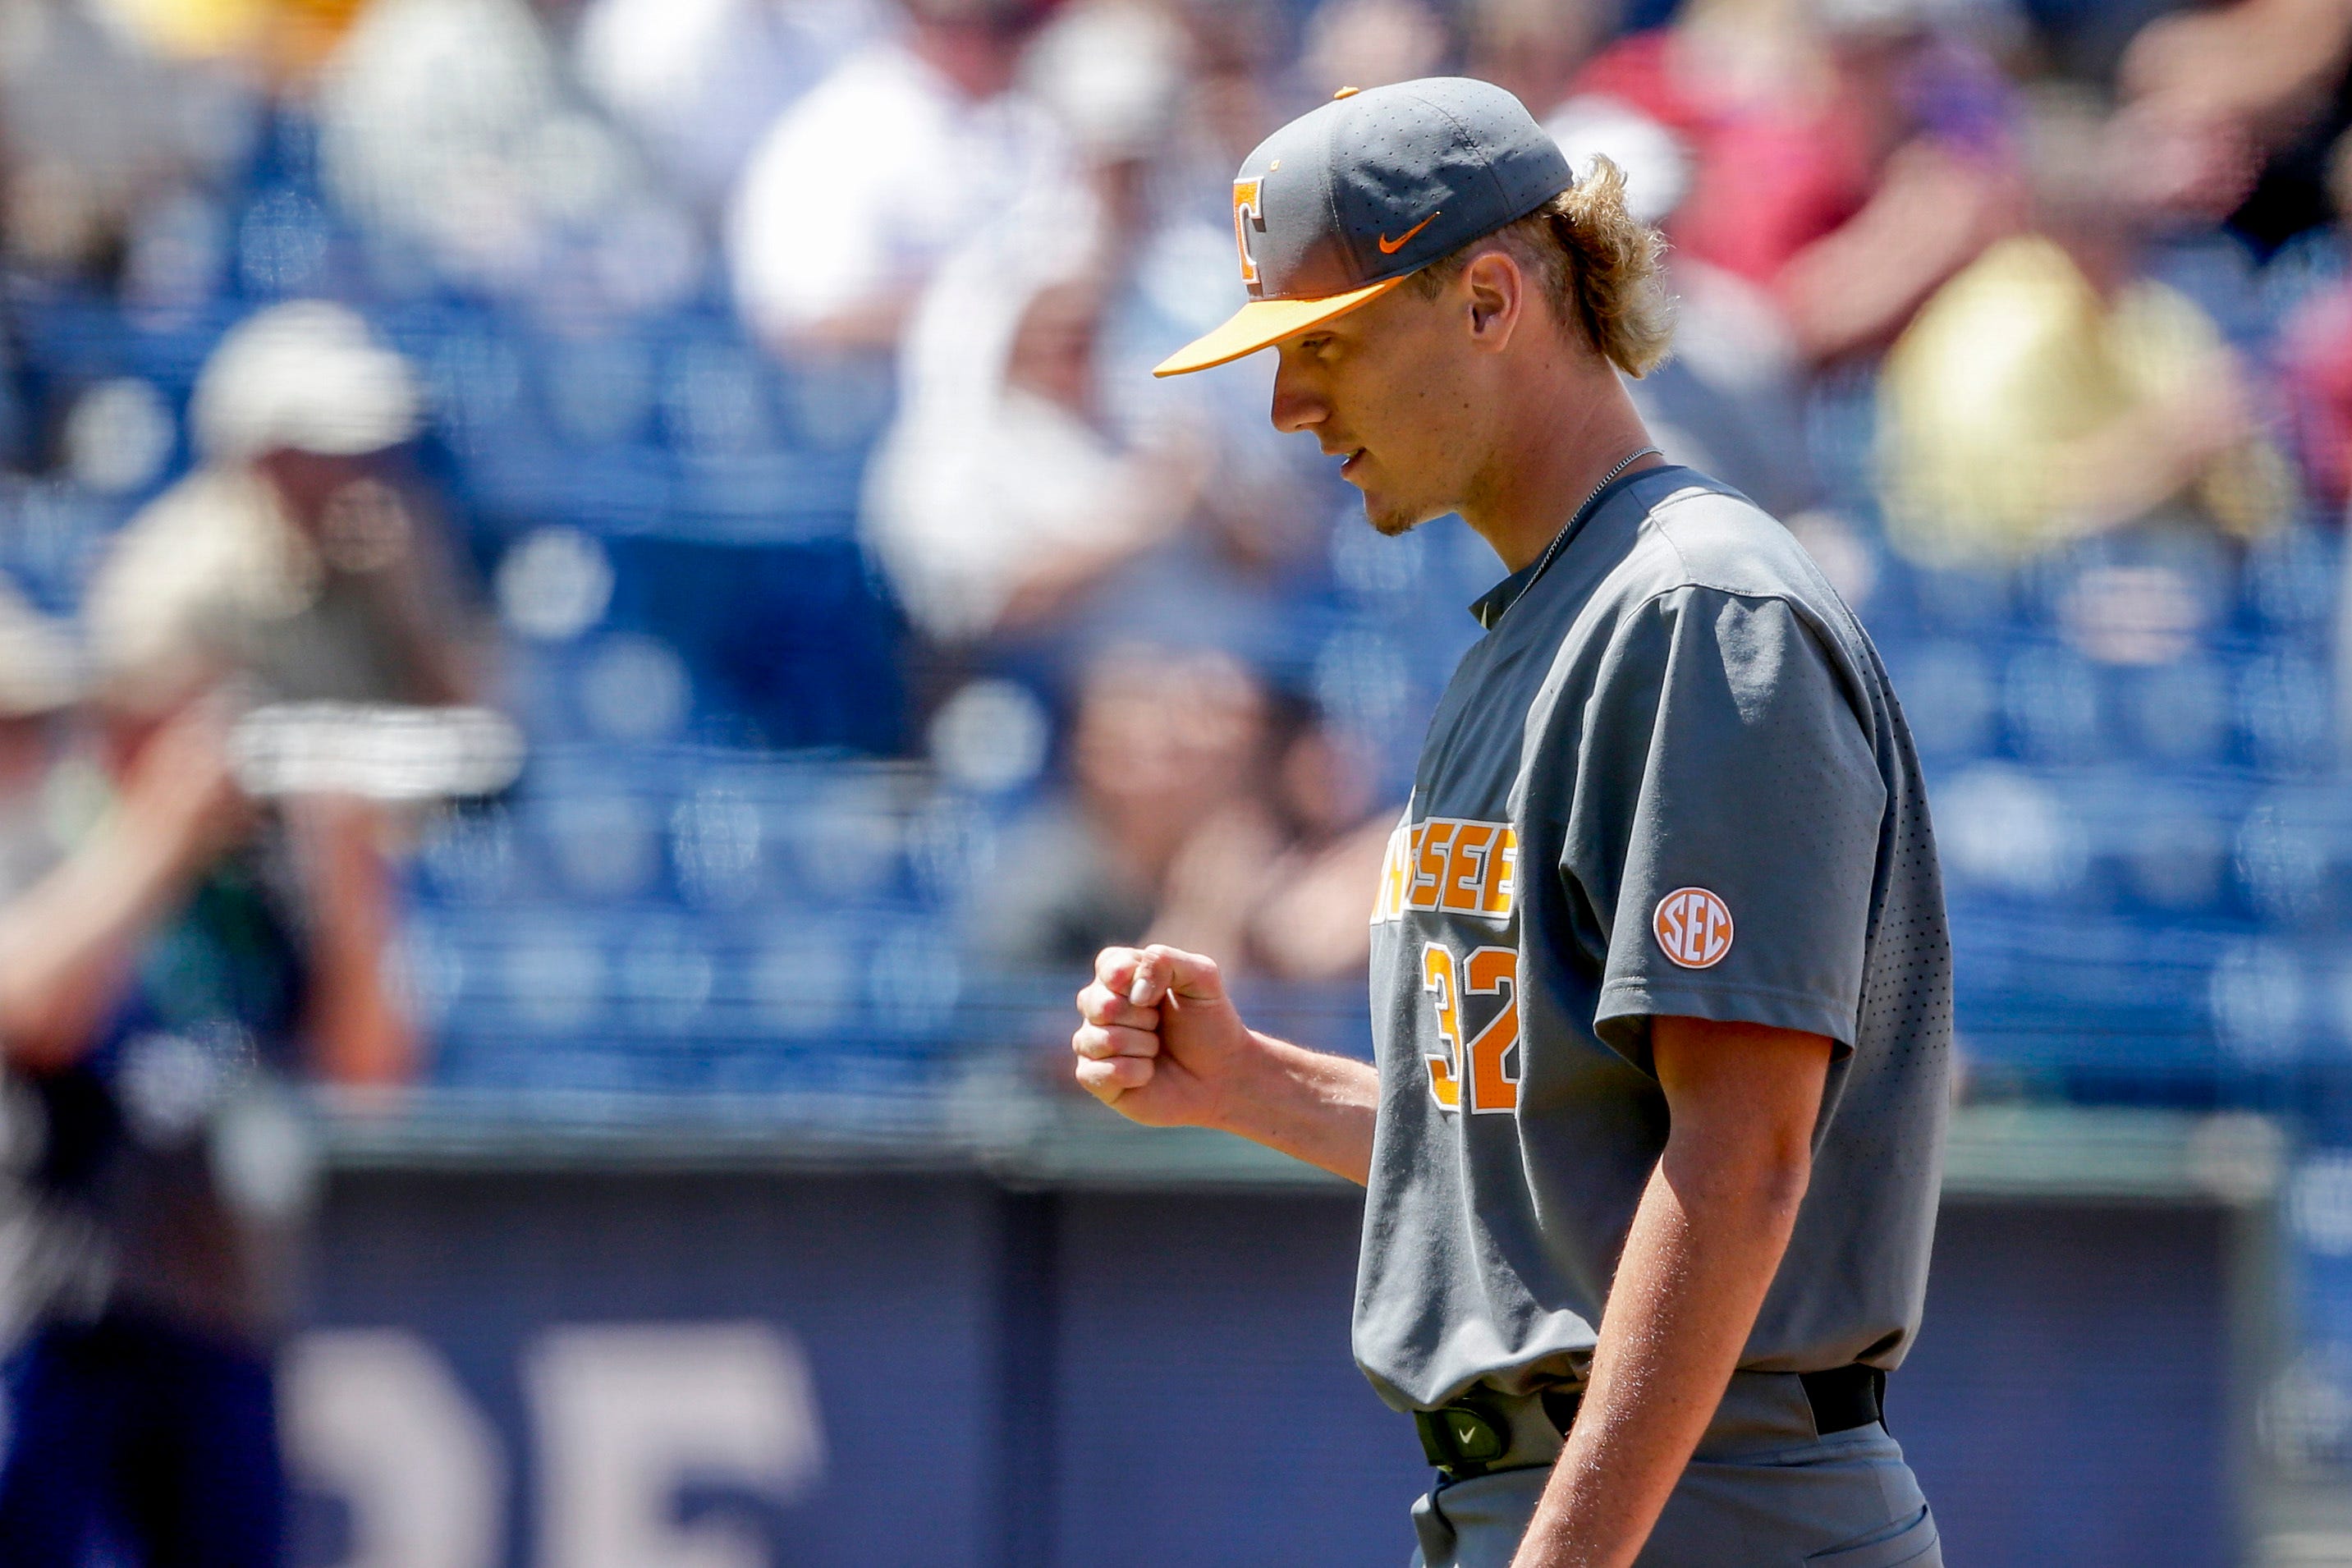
1071;79;1951;1568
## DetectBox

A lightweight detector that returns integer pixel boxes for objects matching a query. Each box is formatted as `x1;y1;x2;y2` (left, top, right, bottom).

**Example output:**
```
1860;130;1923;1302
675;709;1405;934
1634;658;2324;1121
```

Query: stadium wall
290;1107;2274;1568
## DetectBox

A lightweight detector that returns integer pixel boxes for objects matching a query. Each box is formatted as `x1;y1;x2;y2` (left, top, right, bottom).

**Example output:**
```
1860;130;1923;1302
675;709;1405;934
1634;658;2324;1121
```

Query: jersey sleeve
1566;585;1887;1068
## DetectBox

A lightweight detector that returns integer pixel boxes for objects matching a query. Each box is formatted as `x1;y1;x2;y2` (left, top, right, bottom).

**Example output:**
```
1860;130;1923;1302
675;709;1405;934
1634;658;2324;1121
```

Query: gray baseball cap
1154;76;1573;377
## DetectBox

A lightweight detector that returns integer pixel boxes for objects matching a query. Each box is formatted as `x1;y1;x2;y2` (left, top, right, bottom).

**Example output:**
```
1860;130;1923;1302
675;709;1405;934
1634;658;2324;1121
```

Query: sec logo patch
1653;887;1734;969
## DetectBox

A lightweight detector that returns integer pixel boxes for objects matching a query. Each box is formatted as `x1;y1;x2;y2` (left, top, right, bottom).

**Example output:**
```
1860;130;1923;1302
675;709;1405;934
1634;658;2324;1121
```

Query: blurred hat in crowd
1809;0;2019;41
0;580;83;718
901;0;1055;32
1300;0;1447;99
1025;2;1190;159
192;300;422;464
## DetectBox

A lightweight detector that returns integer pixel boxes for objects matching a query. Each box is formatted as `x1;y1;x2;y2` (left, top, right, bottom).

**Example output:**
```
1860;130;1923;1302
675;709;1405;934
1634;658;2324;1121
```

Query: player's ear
1460;250;1522;351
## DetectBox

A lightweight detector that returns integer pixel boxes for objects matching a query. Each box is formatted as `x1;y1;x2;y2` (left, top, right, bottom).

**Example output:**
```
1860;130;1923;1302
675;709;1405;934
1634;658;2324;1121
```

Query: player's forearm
1511;1131;1811;1568
291;796;417;1088
1212;1034;1379;1185
0;814;202;1068
1077;943;1378;1183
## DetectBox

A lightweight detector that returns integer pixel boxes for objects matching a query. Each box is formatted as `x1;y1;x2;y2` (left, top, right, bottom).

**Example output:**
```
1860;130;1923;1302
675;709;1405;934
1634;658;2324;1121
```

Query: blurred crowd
4;0;2352;1009
4;0;2352;1547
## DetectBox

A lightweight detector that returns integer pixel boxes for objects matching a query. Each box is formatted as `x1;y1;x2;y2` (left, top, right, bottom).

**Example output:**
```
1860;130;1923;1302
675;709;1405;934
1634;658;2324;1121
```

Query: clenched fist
1071;943;1258;1130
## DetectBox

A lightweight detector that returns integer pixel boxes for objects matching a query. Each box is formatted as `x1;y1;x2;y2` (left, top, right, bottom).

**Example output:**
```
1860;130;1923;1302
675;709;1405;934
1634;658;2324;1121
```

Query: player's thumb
1129;943;1226;1008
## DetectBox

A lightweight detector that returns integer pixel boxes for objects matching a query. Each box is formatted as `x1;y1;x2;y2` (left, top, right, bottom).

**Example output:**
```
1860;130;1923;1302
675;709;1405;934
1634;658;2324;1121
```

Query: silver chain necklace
1520;444;1662;596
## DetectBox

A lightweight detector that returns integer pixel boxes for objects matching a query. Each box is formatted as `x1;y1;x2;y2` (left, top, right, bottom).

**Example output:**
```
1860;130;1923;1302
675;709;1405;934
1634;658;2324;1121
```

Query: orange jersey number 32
1419;941;1520;1113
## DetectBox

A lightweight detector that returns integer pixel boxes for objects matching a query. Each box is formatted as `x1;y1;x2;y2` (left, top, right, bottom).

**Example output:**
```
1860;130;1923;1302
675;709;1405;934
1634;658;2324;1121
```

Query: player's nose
1269;360;1327;435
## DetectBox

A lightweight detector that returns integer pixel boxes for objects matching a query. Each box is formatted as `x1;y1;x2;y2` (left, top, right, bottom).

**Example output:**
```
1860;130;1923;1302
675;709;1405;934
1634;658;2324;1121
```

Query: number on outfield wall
282;1329;507;1568
1419;942;1520;1114
527;1321;825;1568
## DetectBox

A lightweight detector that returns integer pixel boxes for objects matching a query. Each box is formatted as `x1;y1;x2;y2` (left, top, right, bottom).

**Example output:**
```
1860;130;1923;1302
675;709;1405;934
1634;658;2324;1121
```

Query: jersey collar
1468;465;1665;630
1469;555;1544;630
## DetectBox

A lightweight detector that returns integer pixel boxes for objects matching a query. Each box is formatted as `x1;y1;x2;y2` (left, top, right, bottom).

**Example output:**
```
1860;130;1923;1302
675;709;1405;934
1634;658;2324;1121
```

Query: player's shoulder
1597;466;1847;626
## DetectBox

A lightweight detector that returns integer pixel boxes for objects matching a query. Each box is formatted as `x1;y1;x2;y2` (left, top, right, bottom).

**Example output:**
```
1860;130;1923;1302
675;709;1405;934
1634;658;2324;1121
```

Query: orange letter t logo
1232;177;1265;288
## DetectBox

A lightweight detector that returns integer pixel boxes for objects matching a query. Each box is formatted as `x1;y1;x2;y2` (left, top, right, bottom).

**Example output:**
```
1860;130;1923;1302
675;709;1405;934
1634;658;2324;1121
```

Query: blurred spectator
869;3;1328;664
0;685;379;1561
81;301;484;714
0;581;81;911
318;0;702;314
976;645;1259;971
2117;0;2352;252
1020;0;1192;217
1880;89;2294;565
871;239;1321;667
727;0;1067;354
1153;686;1395;979
0;300;493;1561
1297;0;1448;98
978;647;1390;979
101;0;374;80
1023;0;1328;572
574;0;879;213
867;258;1204;644
1469;0;1614;119
1624;253;1822;517
2279;131;2352;507
1162;0;1287;212
867;3;1199;648
0;0;259;285
1570;0;2016;362
1535;118;1819;516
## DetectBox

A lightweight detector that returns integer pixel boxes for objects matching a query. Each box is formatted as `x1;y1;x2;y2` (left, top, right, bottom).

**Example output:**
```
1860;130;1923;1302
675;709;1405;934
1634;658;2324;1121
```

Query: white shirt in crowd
727;39;1068;345
575;0;878;209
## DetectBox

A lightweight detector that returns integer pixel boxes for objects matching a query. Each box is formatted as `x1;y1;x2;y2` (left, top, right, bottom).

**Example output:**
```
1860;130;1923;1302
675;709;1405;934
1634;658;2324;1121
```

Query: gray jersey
1352;466;1951;1412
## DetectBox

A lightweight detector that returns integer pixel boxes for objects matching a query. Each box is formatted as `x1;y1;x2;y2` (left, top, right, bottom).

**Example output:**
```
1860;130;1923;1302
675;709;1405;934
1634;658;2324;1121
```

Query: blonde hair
1410;157;1674;377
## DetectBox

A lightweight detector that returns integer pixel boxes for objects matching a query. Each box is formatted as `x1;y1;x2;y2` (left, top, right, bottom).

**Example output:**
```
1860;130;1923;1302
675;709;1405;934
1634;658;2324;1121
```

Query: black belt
1802;1364;1887;1438
1414;1365;1887;1479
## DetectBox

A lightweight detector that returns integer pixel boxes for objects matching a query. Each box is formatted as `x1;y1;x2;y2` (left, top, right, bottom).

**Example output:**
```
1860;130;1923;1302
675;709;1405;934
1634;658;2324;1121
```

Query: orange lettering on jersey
1372;818;1410;924
1405;822;1423;910
1410;821;1457;911
1480;828;1518;916
1420;943;1463;1108
1442;823;1493;913
1373;818;1516;926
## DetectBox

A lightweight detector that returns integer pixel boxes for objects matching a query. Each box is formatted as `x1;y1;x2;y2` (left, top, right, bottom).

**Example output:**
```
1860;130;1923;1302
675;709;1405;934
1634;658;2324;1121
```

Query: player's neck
1456;366;1659;574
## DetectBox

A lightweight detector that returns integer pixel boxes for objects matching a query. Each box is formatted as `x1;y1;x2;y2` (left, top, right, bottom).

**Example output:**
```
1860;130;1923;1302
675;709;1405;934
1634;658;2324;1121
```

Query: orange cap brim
1151;277;1406;377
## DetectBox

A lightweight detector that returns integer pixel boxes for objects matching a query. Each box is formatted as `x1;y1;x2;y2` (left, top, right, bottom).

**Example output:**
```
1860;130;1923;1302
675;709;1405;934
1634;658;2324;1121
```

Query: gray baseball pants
1408;1372;1942;1568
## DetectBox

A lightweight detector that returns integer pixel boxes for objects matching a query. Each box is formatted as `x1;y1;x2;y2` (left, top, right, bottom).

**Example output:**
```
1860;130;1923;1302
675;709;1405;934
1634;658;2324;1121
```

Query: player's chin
1359;490;1428;539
